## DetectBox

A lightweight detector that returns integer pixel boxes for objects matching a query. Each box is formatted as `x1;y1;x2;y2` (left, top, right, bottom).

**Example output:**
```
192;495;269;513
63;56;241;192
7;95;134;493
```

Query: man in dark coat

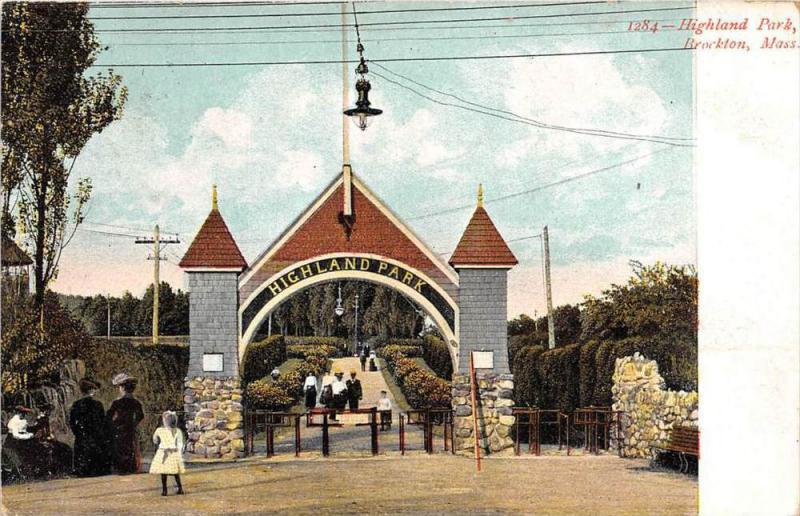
106;373;144;474
69;378;111;477
346;371;363;410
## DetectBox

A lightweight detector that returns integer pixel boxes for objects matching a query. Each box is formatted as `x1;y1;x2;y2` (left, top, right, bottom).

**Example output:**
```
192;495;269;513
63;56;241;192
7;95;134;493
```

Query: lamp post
353;293;360;355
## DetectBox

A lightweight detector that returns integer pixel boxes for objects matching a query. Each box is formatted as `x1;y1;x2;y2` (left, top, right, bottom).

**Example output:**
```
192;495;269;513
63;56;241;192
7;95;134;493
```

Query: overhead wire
92;46;692;67
369;69;693;146
408;146;677;221
23;6;694;33
105;28;640;46
371;63;694;144
89;2;608;19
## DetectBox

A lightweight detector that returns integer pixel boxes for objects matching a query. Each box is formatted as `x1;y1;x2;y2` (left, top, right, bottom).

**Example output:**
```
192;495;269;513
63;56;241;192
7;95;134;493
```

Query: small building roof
448;186;518;269
2;237;33;267
179;187;247;271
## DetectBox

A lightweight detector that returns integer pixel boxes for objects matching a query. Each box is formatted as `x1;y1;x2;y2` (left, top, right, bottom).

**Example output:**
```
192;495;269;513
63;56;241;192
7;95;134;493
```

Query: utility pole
135;225;180;344
543;225;556;350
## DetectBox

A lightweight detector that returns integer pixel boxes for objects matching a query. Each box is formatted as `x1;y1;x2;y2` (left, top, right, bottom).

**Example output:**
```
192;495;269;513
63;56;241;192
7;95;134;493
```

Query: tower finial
477;183;484;208
212;184;218;211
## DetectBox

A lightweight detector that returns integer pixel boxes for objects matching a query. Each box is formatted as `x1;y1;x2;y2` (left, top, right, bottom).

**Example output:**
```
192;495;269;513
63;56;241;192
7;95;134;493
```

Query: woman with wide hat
69;378;111;477
106;373;144;474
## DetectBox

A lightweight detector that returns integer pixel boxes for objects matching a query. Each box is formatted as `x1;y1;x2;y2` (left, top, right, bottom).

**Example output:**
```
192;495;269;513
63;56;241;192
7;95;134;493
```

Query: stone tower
448;184;518;454
179;186;248;460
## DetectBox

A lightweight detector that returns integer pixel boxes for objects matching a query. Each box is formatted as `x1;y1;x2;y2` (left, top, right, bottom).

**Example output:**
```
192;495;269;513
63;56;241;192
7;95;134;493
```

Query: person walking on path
149;411;185;496
303;372;318;410
359;350;367;372
69;378;111;477
106;373;144;474
346;371;363;410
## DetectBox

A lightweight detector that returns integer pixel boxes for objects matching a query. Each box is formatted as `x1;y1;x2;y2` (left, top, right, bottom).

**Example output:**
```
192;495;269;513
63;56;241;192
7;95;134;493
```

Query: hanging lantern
344;44;382;131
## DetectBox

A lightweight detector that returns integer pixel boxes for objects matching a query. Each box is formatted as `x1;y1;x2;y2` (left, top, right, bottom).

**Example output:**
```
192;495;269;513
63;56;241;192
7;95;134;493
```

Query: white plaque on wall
203;353;224;372
472;351;494;369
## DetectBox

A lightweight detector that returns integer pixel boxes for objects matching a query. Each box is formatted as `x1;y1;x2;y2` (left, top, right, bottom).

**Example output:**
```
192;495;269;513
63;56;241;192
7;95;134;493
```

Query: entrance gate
179;169;520;461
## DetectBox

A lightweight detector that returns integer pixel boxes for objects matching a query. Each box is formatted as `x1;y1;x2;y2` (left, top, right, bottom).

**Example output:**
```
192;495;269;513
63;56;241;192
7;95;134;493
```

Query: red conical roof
179;208;247;270
449;206;518;268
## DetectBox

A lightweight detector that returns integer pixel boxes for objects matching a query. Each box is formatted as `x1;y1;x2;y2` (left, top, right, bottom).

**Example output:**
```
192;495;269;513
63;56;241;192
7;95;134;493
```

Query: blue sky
54;1;696;317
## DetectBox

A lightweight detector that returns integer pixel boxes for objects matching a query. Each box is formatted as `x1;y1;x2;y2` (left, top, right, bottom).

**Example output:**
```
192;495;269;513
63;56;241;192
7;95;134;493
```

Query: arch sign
240;253;458;359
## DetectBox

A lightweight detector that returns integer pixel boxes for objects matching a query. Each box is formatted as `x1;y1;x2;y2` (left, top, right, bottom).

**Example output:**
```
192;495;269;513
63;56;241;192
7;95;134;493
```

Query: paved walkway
261;356;432;456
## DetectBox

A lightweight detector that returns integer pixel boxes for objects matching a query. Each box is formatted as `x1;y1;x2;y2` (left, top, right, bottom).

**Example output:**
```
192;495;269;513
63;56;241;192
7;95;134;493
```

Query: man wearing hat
330;370;348;420
69;378;111;477
106;373;144;474
346;371;363;410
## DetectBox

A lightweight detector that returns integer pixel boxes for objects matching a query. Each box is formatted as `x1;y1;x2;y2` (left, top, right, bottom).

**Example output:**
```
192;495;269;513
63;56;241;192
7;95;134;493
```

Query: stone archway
178;169;520;459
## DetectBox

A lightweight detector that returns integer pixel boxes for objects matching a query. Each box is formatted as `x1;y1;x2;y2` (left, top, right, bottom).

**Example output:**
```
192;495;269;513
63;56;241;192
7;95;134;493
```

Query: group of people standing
305;370;363;419
67;373;186;496
68;373;144;477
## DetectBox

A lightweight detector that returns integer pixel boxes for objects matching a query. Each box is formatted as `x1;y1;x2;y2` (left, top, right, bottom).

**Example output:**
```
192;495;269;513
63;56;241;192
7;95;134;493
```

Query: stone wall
611;353;699;458
187;272;239;378
183;376;245;460
452;373;515;455
457;269;510;374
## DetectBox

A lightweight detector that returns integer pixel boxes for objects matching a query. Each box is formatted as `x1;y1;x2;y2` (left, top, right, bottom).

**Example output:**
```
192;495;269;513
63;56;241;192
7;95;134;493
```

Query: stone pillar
451;265;515;455
183;271;244;460
611;353;699;458
452;372;516;455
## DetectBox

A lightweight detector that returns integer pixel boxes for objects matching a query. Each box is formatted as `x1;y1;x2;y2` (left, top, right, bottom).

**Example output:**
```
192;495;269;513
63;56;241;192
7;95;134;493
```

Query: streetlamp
334;283;345;317
353;293;360;355
343;5;382;131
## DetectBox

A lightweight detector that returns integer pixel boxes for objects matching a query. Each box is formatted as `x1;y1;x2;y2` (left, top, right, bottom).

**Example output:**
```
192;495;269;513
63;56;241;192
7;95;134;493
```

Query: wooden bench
652;426;699;473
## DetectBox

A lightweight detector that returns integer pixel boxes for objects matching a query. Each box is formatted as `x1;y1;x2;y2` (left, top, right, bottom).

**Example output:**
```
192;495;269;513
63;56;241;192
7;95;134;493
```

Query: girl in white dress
149;411;185;496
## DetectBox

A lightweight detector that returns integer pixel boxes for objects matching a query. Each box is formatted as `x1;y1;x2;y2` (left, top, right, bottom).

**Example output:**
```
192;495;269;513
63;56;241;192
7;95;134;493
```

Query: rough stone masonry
612;353;699;459
452;373;516;455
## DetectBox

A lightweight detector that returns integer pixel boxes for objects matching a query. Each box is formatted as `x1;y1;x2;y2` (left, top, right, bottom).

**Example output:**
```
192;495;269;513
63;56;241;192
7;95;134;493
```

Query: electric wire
105;28;647;47
370;69;693;147
19;6;692;33
89;2;608;19
92;46;692;67
408;146;677;221
371;63;694;144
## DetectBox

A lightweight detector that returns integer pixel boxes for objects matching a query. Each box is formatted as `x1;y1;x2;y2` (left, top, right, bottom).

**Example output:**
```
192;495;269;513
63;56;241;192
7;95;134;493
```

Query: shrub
284;336;347;355
378;345;451;408
241;335;286;385
286;344;339;360
244;379;294;410
421;335;453;380
578;340;602;407
2;291;90;396
511;345;545;407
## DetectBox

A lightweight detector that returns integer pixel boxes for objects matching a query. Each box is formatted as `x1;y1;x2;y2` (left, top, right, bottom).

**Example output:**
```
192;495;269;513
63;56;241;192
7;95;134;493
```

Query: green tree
580;261;698;343
2;2;127;308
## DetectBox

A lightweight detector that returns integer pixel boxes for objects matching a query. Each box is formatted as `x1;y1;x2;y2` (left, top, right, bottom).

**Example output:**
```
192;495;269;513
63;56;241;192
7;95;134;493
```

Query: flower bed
244;342;336;410
379;345;451;408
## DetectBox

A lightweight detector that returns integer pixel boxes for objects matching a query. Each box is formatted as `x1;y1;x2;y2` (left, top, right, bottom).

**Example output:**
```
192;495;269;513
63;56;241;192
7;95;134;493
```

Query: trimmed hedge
421;335;453;380
284;336;347;354
287;344;340;360
379;345;451;408
244;341;336;410
241;335;286;386
513;334;697;411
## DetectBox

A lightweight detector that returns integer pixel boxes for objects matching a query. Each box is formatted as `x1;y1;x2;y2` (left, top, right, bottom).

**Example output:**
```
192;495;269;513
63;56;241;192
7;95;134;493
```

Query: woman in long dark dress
106;373;144;474
69;378;111;477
